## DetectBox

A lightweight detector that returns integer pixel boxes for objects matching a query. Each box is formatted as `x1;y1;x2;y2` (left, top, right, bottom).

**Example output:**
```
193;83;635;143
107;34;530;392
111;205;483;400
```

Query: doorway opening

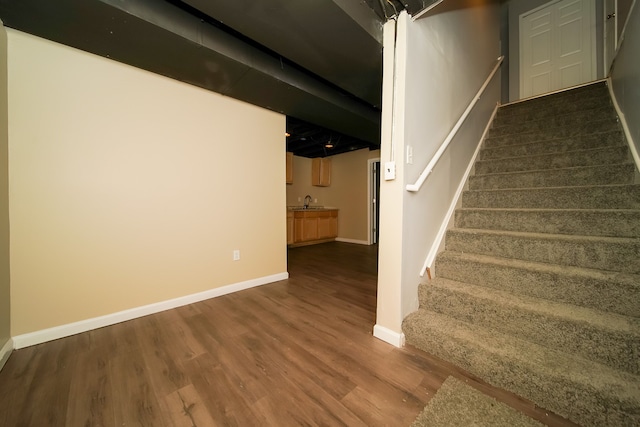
368;159;381;245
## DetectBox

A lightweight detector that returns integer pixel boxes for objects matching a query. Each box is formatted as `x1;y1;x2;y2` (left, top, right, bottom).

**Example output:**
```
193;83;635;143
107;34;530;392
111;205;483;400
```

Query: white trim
373;324;405;347
0;338;14;371
607;77;640;171
419;103;501;277
12;272;289;349
604;0;618;75
335;237;370;246
411;0;445;21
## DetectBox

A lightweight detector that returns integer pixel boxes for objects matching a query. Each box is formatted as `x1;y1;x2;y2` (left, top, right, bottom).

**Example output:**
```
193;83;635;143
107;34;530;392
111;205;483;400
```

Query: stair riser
485;127;623;149
469;164;636;190
434;253;640;317
419;283;640;374
455;209;640;238
480;131;626;158
445;229;640;274
475;146;630;175
491;107;617;136
461;186;640;210
488;118;620;140
403;312;640;427
495;96;612;124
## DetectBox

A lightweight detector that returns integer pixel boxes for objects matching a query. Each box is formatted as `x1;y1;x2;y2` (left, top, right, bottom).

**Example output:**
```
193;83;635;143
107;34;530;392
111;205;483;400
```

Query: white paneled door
520;0;596;98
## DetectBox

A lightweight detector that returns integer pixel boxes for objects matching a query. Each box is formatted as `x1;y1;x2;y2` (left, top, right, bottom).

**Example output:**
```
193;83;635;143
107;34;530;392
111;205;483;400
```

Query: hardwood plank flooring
0;242;578;426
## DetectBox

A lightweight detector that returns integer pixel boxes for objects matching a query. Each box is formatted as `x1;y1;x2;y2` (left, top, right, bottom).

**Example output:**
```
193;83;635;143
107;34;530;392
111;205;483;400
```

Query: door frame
368;158;380;245
604;0;617;75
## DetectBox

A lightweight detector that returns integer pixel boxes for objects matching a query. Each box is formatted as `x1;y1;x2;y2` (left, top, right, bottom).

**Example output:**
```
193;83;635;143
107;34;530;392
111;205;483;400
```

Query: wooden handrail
406;56;504;193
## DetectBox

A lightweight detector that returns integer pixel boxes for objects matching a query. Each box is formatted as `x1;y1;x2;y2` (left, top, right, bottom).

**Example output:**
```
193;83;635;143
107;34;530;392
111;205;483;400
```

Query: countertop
287;206;338;211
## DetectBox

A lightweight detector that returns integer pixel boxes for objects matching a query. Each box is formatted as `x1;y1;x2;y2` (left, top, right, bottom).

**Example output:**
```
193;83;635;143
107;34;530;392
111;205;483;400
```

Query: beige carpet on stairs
411;376;543;427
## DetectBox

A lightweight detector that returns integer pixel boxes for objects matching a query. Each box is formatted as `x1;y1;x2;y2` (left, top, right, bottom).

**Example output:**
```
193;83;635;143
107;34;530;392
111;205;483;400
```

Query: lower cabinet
287;211;294;245
289;209;338;247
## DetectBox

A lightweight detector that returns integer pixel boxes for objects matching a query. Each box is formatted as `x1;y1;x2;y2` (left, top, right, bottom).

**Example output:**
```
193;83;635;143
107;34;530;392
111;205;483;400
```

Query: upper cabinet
286;152;293;184
312;158;331;187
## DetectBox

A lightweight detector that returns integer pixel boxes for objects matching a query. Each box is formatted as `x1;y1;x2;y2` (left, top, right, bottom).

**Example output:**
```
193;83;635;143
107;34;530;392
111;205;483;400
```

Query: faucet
303;195;312;209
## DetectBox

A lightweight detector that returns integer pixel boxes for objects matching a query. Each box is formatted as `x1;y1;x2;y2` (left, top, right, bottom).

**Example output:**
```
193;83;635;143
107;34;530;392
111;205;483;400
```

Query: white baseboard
373;324;405;347
0;338;14;371
335;238;370;245
607;77;640;172
12;272;289;349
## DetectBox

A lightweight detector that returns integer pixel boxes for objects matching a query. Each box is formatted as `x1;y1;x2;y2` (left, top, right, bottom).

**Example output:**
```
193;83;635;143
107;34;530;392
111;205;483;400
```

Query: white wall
7;30;287;338
610;1;640;162
376;1;502;342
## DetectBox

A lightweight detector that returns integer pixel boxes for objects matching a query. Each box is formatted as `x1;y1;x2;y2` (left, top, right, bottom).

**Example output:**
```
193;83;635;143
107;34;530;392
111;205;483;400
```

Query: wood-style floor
0;242;577;426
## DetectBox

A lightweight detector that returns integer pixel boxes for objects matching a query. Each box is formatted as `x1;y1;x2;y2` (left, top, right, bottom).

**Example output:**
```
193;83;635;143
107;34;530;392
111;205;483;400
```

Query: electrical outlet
233;250;240;261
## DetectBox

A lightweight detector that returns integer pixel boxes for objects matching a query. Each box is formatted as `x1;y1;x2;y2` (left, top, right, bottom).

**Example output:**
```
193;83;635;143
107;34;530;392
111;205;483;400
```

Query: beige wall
0;22;10;352
7;30;287;336
286;149;380;243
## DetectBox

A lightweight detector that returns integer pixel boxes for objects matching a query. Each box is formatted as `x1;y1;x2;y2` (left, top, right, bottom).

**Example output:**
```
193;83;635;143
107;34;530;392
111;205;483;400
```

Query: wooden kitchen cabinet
287;211;294;245
286;152;293;184
317;210;338;239
312;158;331;187
289;209;338;247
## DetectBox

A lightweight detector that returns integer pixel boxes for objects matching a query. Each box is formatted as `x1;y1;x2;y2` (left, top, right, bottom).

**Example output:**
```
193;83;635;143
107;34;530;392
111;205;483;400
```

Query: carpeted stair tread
487;116;620;140
404;81;640;426
455;207;640;237
402;310;640;427
480;130;626;158
484;128;623;149
434;251;640;317
497;82;609;117
490;105;618;136
468;163;636;190
445;227;640;274
494;94;612;125
475;145;630;175
461;184;640;209
420;277;640;374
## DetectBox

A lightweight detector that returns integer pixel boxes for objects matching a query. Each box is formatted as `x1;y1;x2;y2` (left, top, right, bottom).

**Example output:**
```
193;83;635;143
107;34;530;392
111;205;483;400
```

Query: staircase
402;81;640;427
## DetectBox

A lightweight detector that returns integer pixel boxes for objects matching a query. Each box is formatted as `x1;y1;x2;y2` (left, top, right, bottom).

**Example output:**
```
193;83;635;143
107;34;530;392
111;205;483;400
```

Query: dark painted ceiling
0;0;436;157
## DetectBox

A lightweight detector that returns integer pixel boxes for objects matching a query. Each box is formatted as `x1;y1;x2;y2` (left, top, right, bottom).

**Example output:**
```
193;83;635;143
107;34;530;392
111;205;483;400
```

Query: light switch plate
384;161;396;180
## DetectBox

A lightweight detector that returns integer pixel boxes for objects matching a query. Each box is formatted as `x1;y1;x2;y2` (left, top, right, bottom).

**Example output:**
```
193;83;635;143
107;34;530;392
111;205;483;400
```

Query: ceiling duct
0;0;382;146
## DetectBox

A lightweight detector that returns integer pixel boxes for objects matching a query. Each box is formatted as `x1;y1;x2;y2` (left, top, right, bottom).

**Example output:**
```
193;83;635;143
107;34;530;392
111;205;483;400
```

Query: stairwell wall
610;1;640;166
375;1;502;342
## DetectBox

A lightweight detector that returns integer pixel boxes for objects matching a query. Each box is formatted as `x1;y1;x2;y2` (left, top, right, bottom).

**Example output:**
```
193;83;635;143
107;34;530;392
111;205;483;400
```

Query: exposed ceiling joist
0;0;390;158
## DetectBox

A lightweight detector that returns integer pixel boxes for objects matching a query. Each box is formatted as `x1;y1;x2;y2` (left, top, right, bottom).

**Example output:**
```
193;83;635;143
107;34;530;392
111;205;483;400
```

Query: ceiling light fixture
325;135;334;149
